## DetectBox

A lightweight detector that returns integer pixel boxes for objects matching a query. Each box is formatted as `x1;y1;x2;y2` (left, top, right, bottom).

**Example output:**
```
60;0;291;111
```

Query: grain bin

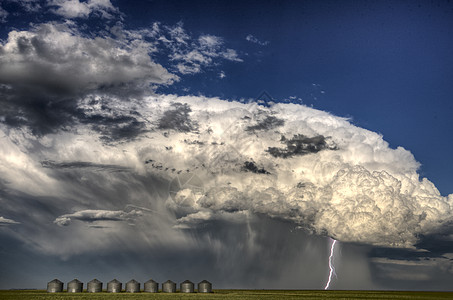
180;280;194;293
126;279;140;293
47;279;63;293
87;279;102;293
198;280;212;293
162;280;176;293
67;279;83;293
107;279;122;293
144;279;158;293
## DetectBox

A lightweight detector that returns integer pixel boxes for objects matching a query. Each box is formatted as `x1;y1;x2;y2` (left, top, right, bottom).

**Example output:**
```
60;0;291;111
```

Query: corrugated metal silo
180;280;194;293
162;280;176;293
198;280;212;293
67;279;83;293
107;279;122;293
87;279;103;293
126;279;140;293
144;279;158;293
47;279;63;293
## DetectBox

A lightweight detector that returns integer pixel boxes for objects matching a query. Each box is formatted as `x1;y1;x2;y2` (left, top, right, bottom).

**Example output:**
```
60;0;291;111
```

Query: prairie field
1;290;452;300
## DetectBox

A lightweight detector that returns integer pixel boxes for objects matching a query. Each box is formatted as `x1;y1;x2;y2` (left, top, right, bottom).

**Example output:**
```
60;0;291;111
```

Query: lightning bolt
324;238;338;290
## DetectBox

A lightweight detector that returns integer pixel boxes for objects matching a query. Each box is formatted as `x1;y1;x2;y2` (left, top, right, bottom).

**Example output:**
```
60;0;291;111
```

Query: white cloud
0;6;8;23
198;34;223;49
219;71;226;79
220;48;242;62
1;94;451;253
13;0;42;12
151;22;243;74
175;63;202;75
0;1;42;22
166;22;190;44
0;22;177;94
0;216;20;226
246;34;269;46
48;0;118;19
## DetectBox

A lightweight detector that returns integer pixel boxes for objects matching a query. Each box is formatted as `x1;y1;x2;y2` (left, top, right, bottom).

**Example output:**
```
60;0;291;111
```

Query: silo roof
88;279;101;283
164;280;175;284
145;279;157;283
182;280;193;284
49;279;62;283
68;279;81;283
108;279;121;283
199;280;211;283
127;279;138;284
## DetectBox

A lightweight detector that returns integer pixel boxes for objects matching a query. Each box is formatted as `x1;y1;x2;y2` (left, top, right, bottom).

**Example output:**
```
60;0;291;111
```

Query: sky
0;0;453;291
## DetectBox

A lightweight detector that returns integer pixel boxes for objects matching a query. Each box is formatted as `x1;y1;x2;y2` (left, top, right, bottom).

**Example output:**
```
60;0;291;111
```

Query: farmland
1;290;452;300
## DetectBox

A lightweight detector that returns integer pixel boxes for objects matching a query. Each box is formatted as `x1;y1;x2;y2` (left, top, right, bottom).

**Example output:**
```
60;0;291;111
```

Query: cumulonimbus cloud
1;94;451;250
139;95;453;249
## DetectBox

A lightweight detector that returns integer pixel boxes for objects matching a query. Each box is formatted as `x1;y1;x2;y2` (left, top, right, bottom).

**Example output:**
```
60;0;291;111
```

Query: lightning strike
324;238;338;290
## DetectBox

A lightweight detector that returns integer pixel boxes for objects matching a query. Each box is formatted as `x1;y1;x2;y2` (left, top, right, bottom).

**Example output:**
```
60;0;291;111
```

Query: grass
1;290;453;300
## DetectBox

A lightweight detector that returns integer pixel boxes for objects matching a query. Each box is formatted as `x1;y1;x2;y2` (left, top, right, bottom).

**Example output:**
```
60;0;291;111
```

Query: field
1;290;453;300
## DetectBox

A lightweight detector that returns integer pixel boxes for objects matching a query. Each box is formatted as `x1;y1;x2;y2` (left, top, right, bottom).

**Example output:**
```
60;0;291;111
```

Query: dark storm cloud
41;160;129;172
158;102;198;132
242;161;270;174
0;22;176;135
54;209;143;226
0;84;78;135
267;134;336;158
416;233;453;256
245;115;284;132
83;114;148;143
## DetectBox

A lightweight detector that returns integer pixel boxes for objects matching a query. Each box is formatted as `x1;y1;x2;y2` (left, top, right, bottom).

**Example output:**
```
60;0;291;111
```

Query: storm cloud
1;3;452;290
0;21;177;134
1;94;452;252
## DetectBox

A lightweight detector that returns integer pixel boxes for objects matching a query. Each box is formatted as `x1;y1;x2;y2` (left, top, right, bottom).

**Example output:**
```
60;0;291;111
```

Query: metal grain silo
198;280;212;293
144;279;158;293
47;279;63;293
67;279;83;293
180;280;194;293
162;280;176;293
126;279;140;293
87;279;103;293
107;279;122;293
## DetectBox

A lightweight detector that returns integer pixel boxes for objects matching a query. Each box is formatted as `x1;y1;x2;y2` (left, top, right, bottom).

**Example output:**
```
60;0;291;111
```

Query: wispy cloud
0;216;20;226
246;34;269;46
0;6;8;22
155;23;243;74
54;208;143;226
48;0;119;19
41;160;129;172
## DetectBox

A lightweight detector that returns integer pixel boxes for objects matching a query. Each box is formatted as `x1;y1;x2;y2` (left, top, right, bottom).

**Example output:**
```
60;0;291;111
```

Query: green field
1;290;452;300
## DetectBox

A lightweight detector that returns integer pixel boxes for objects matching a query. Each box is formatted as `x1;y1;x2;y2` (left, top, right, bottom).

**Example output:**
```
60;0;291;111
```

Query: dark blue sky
117;0;453;195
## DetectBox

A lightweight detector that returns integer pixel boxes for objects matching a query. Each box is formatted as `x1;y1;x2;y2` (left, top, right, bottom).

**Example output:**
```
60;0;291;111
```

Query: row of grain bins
47;278;212;293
